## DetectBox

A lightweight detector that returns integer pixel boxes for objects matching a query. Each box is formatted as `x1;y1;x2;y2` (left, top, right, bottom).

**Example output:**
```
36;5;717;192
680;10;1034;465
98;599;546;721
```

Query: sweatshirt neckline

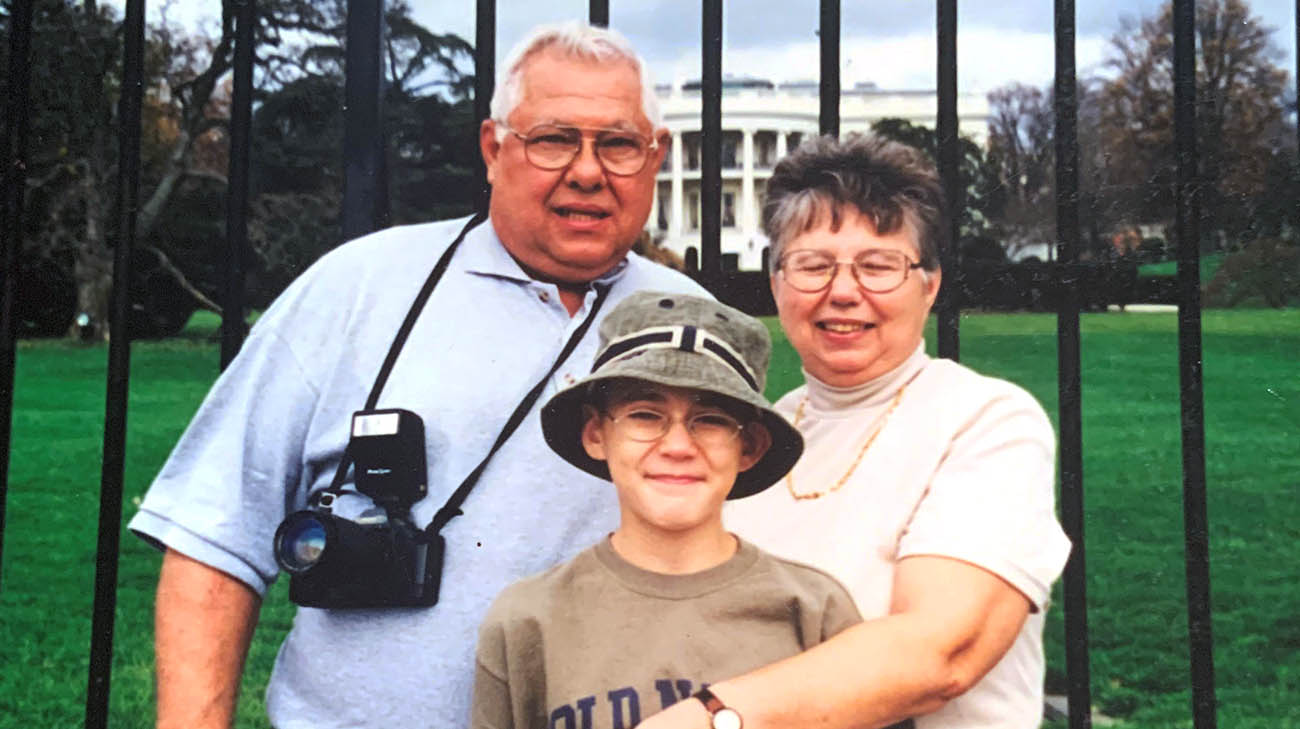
592;535;761;599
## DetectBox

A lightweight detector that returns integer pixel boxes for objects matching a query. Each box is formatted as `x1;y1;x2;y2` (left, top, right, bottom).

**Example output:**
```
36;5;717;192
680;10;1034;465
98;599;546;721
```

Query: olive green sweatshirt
472;536;861;729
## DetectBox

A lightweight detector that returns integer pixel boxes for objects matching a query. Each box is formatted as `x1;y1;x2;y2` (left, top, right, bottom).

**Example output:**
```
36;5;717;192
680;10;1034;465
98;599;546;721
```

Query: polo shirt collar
458;215;631;287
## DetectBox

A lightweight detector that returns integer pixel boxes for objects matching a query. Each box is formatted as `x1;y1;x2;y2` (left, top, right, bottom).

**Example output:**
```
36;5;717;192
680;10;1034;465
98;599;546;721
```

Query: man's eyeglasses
605;406;744;448
499;122;658;176
776;248;925;294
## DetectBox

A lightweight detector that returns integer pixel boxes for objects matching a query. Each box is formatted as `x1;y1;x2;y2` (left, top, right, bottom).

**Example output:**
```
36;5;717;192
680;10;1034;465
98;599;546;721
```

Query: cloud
126;0;1295;96
649;28;1111;94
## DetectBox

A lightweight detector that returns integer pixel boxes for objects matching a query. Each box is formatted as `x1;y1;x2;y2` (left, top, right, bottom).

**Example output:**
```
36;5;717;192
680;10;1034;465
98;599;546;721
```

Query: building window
685;132;701;171
722;192;736;228
722;132;741;169
658;182;670;230
756;132;776;169
689;192;700;231
787;131;803;152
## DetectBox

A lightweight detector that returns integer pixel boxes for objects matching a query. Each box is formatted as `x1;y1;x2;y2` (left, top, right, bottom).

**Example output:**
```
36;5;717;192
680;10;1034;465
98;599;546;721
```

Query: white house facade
649;79;990;271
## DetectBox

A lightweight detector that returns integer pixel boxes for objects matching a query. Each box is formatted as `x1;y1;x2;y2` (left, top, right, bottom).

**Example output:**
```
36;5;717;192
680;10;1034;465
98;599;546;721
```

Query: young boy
471;292;862;729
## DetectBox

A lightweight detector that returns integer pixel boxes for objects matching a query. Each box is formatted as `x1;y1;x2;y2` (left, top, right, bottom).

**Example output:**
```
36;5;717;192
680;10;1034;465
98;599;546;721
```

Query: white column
670;131;684;237
776;130;788;160
741;128;757;239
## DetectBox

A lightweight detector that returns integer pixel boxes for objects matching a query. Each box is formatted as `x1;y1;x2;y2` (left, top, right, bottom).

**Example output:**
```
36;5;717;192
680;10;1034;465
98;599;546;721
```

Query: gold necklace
785;378;911;501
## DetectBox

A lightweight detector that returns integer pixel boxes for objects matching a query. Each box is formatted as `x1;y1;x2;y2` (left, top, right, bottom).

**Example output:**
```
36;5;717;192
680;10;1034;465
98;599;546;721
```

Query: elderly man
130;22;705;729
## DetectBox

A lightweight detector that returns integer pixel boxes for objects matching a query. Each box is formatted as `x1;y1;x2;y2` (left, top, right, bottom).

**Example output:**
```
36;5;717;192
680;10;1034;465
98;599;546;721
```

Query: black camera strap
428;281;610;535
363;212;488;413
315;212;613;542
317;212;485;501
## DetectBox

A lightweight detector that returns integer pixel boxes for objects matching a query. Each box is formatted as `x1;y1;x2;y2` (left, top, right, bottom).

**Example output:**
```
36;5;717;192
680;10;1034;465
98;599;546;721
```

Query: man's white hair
490;21;662;140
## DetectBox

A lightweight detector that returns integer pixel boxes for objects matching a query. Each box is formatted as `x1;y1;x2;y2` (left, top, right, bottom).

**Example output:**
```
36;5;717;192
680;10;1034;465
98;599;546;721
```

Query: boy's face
581;381;770;537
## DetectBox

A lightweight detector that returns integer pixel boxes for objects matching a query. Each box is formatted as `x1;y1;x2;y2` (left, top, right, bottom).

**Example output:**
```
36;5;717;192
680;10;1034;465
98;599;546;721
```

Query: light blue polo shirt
129;216;709;728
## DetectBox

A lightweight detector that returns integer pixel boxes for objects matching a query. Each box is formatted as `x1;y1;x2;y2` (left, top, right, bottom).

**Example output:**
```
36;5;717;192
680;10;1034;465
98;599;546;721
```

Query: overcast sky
410;0;1299;92
150;0;1298;94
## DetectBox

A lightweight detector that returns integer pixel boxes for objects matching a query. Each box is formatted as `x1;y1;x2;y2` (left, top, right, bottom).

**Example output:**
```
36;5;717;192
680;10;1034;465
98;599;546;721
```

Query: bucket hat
541;291;803;499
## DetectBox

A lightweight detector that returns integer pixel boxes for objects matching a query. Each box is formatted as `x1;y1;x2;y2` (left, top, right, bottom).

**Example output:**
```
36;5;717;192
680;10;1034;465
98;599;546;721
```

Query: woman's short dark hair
762;134;946;272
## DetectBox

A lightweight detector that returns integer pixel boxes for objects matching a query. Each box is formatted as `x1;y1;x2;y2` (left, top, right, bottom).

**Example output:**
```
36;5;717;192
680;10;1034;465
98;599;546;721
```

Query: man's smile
552;204;611;220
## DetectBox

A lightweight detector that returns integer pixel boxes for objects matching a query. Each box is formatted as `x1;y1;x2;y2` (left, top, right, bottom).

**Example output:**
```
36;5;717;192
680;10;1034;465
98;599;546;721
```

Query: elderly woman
641;135;1071;729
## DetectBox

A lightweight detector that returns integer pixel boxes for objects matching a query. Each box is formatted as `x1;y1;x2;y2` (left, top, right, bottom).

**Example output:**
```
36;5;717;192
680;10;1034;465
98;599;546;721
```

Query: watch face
713;708;743;729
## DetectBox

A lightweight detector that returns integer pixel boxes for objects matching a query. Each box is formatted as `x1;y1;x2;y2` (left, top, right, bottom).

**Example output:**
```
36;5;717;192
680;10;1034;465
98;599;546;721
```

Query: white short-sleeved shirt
129;215;708;729
726;344;1071;728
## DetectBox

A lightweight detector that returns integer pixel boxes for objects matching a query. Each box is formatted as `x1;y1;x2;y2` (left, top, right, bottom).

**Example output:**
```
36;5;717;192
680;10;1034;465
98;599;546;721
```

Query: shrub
1203;237;1300;308
960;235;1008;262
1138;237;1167;262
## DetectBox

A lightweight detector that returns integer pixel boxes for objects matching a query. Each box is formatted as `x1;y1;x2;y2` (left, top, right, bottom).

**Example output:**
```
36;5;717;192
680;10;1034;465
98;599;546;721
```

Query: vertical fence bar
818;0;839;138
1053;2;1092;727
589;0;609;28
0;0;36;594
700;0;722;286
1172;2;1217;727
221;0;256;370
84;0;147;725
934;0;959;360
474;0;495;214
341;0;387;241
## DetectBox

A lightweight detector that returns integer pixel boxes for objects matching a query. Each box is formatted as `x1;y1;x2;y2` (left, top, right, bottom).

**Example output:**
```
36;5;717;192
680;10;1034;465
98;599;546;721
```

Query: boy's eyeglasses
605;407;744;448
498;122;658;176
776;248;924;293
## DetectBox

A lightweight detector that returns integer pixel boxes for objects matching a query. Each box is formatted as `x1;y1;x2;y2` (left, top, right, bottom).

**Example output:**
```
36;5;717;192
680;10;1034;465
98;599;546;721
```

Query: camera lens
275;513;329;573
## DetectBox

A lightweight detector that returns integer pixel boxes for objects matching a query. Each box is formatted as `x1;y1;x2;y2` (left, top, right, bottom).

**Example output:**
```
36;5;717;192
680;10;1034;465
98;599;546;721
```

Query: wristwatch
692;686;743;729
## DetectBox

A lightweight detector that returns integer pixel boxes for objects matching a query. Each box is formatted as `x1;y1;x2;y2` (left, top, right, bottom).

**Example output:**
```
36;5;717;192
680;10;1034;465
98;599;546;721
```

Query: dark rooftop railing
0;1;1258;727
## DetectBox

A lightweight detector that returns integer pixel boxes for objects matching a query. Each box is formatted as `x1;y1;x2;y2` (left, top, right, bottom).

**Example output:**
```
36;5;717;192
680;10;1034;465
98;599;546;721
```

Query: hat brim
541;355;803;500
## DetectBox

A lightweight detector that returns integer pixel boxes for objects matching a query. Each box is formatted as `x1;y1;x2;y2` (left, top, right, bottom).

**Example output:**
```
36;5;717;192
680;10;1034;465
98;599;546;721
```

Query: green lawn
1138;253;1224;281
2;309;1297;727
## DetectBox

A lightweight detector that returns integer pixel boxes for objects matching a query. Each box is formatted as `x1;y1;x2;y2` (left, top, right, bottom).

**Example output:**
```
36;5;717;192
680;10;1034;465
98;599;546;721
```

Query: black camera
273;409;444;608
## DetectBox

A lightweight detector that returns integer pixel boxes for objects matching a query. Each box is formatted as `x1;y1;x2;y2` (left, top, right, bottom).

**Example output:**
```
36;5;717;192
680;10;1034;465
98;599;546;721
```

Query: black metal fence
4;0;1287;727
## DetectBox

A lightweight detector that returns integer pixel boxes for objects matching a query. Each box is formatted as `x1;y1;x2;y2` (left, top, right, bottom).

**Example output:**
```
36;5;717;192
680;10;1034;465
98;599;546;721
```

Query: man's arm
637;555;1030;729
155;549;262;729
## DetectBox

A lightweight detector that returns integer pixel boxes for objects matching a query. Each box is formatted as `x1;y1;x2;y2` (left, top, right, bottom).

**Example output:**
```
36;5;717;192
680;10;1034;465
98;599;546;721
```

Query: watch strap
694;686;726;714
692;686;743;729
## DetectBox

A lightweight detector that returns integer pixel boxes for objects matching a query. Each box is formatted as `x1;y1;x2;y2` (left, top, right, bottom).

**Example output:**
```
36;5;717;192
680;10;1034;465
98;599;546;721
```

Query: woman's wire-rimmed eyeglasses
776;248;925;294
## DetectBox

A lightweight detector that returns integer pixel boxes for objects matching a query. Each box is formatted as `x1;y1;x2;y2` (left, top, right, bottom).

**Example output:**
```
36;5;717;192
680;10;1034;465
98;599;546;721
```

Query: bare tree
7;0;242;339
984;79;1122;259
5;0;472;339
1097;0;1290;246
986;84;1056;259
